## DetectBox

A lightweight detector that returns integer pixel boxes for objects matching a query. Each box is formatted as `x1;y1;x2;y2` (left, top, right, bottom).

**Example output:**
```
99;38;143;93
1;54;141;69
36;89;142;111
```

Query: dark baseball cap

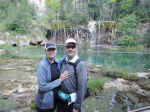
45;42;56;50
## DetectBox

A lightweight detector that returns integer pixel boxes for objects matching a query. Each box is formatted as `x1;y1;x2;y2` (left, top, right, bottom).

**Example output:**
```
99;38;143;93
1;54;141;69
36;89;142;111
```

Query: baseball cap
45;42;56;50
65;38;76;45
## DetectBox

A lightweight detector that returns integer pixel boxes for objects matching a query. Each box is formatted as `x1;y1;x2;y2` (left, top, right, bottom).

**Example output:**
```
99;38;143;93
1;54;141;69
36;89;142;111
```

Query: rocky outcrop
0;77;37;110
0;31;46;47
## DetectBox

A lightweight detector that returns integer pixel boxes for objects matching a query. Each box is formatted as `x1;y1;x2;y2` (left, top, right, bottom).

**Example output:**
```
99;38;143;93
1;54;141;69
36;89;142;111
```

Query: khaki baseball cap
65;38;76;45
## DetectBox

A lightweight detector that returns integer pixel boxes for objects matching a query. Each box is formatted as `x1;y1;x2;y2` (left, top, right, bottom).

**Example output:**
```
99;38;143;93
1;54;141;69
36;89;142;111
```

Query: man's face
65;43;77;59
45;48;57;59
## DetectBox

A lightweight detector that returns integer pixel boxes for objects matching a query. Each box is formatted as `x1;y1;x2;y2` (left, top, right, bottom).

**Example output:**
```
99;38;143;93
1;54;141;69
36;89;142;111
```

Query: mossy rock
96;21;116;31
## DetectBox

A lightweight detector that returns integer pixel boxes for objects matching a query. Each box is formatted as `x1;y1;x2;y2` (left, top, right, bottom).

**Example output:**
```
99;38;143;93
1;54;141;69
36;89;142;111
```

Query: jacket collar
46;57;59;65
65;55;79;63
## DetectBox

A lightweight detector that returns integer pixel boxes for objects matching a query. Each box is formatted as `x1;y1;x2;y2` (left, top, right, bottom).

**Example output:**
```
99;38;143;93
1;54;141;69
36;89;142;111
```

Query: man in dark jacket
57;38;88;112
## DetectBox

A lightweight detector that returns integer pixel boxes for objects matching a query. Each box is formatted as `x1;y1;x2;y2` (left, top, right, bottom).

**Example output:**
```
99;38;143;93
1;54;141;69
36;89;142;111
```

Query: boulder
137;78;150;90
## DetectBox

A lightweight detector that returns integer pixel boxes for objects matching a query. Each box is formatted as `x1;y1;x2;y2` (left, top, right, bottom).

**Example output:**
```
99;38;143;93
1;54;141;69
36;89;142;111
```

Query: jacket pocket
41;91;54;109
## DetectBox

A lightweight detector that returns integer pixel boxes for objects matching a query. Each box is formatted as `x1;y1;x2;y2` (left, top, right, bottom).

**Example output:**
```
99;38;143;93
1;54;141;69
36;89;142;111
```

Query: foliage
0;0;150;47
133;0;150;23
30;103;36;110
116;13;140;46
109;0;116;3
0;44;20;58
44;0;89;28
117;13;138;36
142;25;150;47
120;0;133;12
115;35;136;47
88;79;105;94
60;0;88;25
45;0;61;21
0;0;34;34
66;12;88;25
46;0;61;12
88;0;116;20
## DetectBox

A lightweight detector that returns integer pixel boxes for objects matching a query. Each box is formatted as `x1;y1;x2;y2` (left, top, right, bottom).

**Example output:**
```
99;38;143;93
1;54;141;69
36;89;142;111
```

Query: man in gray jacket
57;38;88;112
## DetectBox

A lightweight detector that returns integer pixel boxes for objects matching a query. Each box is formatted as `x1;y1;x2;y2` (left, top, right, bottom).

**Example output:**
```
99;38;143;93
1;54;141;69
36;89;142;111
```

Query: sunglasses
66;45;76;49
46;48;56;52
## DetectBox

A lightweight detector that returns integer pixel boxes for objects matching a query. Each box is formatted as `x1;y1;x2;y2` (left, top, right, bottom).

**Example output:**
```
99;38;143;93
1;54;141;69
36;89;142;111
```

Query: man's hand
73;108;78;112
59;71;68;82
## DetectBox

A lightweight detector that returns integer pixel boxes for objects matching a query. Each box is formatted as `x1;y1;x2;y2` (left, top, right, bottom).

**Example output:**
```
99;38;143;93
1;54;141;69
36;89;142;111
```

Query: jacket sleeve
37;63;61;92
73;62;88;110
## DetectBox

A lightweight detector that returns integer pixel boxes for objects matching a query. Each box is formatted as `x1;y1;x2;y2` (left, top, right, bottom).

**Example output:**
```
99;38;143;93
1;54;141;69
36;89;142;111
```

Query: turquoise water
18;46;150;73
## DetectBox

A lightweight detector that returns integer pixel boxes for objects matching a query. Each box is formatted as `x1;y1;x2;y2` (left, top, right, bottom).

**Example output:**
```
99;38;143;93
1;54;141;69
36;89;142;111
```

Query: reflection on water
17;46;150;73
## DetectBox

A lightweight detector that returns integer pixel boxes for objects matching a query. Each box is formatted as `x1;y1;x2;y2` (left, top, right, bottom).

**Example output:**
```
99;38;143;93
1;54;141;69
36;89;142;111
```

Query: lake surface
14;46;150;73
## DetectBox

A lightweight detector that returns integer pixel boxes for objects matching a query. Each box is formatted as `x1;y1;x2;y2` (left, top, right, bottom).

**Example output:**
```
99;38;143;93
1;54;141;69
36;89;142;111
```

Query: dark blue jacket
35;57;61;109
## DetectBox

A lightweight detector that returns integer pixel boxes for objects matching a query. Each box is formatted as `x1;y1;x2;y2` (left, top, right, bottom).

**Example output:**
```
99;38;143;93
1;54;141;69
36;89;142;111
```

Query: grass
88;79;105;95
120;45;145;51
0;43;9;49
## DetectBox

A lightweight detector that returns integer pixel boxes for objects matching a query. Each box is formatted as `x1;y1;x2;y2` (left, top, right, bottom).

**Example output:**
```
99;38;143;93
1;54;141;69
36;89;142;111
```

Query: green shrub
116;13;140;47
0;0;34;34
121;35;136;47
88;79;105;94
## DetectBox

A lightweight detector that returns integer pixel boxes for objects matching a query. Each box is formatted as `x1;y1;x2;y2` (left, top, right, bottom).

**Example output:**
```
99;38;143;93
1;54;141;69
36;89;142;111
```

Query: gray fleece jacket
60;56;88;110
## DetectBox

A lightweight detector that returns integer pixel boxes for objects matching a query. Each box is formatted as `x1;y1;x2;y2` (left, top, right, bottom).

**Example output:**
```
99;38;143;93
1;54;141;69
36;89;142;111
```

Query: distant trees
0;0;150;48
0;0;34;34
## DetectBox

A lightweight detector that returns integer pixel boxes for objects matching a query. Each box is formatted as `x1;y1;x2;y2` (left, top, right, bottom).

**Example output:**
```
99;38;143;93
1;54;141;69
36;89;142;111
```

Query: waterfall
88;19;97;47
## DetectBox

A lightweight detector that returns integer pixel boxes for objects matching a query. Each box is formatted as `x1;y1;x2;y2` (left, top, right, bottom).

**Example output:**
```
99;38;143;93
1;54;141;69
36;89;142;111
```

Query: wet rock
136;72;150;79
0;99;18;111
126;93;139;104
137;78;150;90
103;70;122;78
12;43;17;47
0;40;6;45
0;76;38;109
16;85;28;93
87;65;102;77
104;78;130;91
29;40;44;46
10;40;17;47
1;67;17;70
11;92;35;108
2;93;10;99
0;49;5;56
24;66;35;71
95;65;102;68
29;41;37;46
